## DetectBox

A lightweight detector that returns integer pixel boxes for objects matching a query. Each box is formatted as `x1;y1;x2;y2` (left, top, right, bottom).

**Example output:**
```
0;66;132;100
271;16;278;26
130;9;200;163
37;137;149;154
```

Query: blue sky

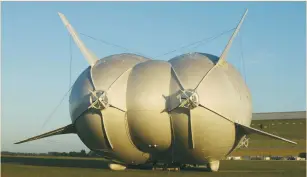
2;2;306;153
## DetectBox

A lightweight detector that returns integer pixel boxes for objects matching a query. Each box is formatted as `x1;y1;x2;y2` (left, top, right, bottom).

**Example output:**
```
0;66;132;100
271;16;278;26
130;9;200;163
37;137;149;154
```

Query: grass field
2;157;306;177
232;119;306;156
1;118;306;176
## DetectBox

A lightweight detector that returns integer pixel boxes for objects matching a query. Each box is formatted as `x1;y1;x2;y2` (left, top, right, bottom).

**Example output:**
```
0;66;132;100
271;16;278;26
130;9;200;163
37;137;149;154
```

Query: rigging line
188;28;235;51
187;27;236;52
239;32;247;83
69;35;73;88
155;27;235;58
38;35;74;133
40;85;73;131
79;33;153;59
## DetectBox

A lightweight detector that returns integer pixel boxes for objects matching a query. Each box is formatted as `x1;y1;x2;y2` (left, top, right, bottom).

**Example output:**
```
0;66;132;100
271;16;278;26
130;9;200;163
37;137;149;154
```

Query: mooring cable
155;27;235;58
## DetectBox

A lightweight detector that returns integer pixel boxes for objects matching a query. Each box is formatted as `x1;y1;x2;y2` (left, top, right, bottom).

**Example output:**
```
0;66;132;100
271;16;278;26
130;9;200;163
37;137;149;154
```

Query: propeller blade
58;12;98;66
88;89;98;99
88;100;99;109
168;98;188;112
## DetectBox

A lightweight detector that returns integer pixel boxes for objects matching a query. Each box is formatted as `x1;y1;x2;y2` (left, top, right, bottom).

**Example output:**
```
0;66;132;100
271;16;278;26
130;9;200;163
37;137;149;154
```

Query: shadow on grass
1;156;110;169
1;156;212;172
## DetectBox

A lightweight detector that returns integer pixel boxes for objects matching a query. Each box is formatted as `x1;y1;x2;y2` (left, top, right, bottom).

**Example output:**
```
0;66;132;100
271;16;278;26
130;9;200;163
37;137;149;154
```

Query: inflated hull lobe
170;108;235;163
75;109;110;150
75;109;150;164
167;53;237;163
126;60;172;153
72;54;151;164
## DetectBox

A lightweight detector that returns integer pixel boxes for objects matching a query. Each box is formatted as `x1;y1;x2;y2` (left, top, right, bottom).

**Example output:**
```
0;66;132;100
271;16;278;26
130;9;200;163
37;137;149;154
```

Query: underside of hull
74;106;241;166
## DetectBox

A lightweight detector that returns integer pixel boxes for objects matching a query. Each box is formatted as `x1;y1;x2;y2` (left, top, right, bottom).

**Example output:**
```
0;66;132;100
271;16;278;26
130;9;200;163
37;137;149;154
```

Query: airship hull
72;53;250;165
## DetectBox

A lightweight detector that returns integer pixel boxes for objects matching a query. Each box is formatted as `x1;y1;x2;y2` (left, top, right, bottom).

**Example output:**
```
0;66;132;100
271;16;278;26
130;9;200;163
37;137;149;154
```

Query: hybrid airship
15;10;296;172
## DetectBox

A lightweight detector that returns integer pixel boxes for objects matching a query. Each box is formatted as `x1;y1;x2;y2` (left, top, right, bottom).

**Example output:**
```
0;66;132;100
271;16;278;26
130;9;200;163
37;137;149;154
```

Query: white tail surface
58;12;98;66
218;9;248;65
236;123;297;145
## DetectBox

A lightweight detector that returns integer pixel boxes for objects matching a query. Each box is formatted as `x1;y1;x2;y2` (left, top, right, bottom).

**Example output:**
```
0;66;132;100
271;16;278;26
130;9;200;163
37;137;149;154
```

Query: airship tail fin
217;9;248;65
236;123;297;144
192;9;248;91
58;12;98;66
14;124;76;144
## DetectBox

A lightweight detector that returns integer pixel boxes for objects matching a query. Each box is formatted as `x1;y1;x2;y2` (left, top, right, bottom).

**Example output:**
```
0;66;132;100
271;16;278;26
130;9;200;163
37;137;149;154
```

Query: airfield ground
232;118;306;156
1;156;306;177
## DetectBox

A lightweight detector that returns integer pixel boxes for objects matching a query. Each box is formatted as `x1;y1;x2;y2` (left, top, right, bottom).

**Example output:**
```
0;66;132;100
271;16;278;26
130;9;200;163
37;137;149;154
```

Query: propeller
166;9;248;149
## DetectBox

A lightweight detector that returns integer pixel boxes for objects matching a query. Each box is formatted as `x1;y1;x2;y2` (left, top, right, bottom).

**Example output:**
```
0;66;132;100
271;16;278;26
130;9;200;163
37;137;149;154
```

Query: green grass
1;155;104;161
250;119;306;139
2;160;305;177
232;119;306;156
1;119;306;177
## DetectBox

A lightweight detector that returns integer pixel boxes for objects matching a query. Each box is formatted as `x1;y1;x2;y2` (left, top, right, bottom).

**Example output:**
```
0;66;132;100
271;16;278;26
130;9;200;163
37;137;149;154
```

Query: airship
15;10;296;172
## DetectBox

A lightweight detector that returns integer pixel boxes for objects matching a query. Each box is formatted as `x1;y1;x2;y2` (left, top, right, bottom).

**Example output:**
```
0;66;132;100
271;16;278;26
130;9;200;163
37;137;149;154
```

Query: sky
1;2;306;153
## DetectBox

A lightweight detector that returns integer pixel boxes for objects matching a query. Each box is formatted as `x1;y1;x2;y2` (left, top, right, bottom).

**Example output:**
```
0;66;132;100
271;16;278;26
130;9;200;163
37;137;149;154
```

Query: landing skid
151;163;218;172
109;161;220;172
152;166;180;171
108;163;127;171
208;161;220;172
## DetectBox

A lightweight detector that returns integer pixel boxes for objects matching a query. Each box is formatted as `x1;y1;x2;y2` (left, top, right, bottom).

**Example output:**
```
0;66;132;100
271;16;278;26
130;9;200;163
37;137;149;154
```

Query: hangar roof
252;111;306;120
